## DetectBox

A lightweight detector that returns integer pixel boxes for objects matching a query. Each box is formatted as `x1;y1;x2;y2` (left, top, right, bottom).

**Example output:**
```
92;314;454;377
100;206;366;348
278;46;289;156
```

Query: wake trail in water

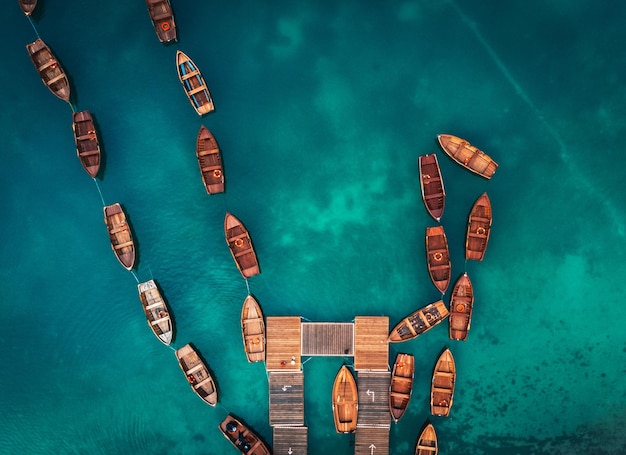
449;1;624;235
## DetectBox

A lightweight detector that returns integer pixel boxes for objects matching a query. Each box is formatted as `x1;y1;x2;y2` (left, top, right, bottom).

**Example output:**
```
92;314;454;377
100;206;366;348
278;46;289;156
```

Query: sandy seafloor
1;1;625;454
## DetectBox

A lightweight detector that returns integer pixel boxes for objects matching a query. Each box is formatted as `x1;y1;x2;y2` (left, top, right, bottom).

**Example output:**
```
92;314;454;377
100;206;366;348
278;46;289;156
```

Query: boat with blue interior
176;50;214;115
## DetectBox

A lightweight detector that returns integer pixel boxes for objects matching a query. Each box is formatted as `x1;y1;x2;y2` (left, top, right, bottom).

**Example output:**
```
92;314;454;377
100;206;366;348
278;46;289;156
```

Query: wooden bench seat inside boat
114;240;133;249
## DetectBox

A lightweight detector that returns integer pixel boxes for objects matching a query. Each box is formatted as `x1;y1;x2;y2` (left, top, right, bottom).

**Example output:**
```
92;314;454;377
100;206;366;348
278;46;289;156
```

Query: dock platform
301;322;354;356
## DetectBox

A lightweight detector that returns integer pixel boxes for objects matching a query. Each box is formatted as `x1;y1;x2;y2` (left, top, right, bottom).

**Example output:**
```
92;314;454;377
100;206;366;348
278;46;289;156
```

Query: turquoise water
1;1;625;454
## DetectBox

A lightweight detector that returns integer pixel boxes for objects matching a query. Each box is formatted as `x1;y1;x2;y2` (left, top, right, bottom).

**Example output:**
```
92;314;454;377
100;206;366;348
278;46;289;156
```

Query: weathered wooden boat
26;38;70;102
437;134;498;179
389;353;414;423
145;0;177;43
176;50;214;115
224;212;260;279
466;192;492;261
332;365;358;433
175;344;218;406
18;0;37;16
430;348;456;417
388;300;449;343
196;125;224;194
138;280;173;345
103;203;135;271
415;422;438;455
419;154;445;222
219;414;271;455
426;225;451;294
72;110;101;178
449;273;474;341
241;295;265;363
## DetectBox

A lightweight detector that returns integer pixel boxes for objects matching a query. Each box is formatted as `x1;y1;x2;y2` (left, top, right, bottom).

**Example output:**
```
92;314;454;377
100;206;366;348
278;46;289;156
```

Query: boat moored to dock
241;295;265;362
389;300;449;343
332;365;358;433
219;414;271;455
419;154;445;222
389;353;415;422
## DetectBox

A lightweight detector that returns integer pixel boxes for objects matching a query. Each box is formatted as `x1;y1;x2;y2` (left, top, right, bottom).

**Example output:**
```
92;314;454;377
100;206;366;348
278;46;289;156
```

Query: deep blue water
1;1;625;454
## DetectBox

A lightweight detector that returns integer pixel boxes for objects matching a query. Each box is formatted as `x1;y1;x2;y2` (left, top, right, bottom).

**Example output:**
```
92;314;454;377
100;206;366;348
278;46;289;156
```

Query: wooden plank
356;371;391;428
354;317;389;371
266;316;301;371
301;322;353;356
355;427;390;455
269;371;304;426
273;426;308;455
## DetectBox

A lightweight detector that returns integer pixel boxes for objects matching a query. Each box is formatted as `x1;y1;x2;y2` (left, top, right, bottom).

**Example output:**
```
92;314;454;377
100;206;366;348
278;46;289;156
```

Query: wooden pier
355;371;391;455
269;371;304;426
266;316;301;371
301;322;353;356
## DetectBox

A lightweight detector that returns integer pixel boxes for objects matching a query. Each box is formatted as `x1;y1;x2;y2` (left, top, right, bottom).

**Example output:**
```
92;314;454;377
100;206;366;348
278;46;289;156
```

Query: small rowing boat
219;414;271;455
145;0;177;43
389;353;414;423
176;50;214;115
196;125;224;194
415;422;438;455
137;280;173;345
430;348;456;417
224;212;260;279
437;134;498;179
241;295;265;363
103;203;135;271
449;273;474;341
26;38;70;102
419;154;445;222
175;344;218;406
18;0;37;16
72;110;101;178
332;365;358;433
426;225;451;294
466;192;492;261
388;300;449;343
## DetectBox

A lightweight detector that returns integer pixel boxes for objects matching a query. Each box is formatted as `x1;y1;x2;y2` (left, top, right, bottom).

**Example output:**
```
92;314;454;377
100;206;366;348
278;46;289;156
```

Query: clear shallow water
1;1;625;454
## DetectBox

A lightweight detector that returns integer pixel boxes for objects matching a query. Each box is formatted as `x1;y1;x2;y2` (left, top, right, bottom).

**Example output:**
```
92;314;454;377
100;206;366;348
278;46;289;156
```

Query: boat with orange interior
241;295;265;363
437;134;498;179
430;348;456;417
332;365;358;433
138;279;173;345
419;154;445;222
26;38;70;102
224;212;260;279
415;422;438;455
449;273;474;341
18;0;37;16
196;125;224;194
466;192;492;261
426;225;451;294
176;50;214;115
145;0;177;43
72;110;101;178
219;414;271;455
388;300;449;343
175;344;218;406
389;353;415;422
103;203;135;271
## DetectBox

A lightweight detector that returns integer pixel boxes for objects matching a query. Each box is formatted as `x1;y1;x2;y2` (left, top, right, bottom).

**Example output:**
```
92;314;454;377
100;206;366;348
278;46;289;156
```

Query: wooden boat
437;134;498;179
175;344;218;406
449;273;474;341
241;295;265;363
196;125;224;194
18;0;37;16
72;110;101;178
176;50;214;115
389;353;414;422
430;348;456;417
418;154;445;222
389;300;449;343
219;414;271;455
224;212;260;279
137;280;173;345
415;422;438;455
26;38;70;102
332;365;358;433
145;0;177;43
103;203;135;271
466;192;493;261
426;225;451;294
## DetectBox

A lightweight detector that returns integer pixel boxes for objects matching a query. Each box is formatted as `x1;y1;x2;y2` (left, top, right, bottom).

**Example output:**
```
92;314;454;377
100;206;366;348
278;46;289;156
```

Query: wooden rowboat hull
332;365;358;433
219;414;271;455
415;422;438;455
241;295;265;362
145;0;177;43
176;50;214;115
449;273;474;341
389;353;415;422
138;280;173;345
224;212;260;278
26;38;70;102
196;125;224;194
72;110;101;178
426;225;451;294
18;0;37;16
466;192;492;261
437;134;498;179
389;300;449;342
103;203;135;270
430;348;456;417
175;344;218;406
419;154;445;222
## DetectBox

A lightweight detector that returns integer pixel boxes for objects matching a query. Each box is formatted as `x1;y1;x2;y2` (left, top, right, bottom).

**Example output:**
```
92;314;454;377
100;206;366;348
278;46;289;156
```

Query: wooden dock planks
354;316;389;371
301;322;354;356
269;371;304;426
356;371;391;428
266;316;302;371
273;426;308;455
